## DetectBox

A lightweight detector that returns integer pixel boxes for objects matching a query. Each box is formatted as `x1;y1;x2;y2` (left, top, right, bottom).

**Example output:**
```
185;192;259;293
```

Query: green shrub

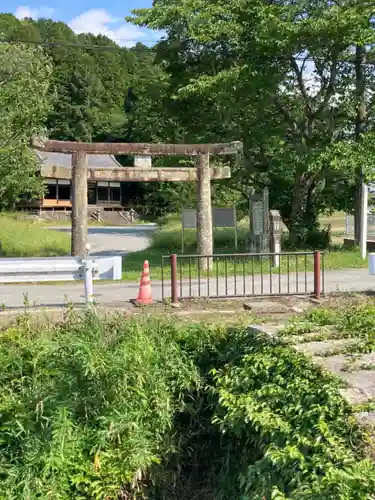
210;337;375;499
282;226;331;250
1;313;374;499
334;303;375;353
305;307;338;326
150;323;375;500
0;313;198;499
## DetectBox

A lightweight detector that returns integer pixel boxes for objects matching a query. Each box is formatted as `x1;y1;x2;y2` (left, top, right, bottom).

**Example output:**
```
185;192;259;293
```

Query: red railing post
170;254;178;304
314;251;321;299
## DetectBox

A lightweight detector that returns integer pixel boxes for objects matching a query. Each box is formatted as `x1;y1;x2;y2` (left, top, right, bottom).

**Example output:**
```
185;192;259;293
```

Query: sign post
234;205;238;250
181;209;197;254
181;207;237;253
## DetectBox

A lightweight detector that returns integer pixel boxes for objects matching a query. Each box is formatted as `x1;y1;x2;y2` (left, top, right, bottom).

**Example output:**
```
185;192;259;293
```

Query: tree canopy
0;42;52;209
1;5;375;240
129;0;375;239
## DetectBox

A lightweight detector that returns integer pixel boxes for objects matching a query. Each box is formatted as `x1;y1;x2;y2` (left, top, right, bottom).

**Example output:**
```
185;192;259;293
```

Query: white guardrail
0;255;122;305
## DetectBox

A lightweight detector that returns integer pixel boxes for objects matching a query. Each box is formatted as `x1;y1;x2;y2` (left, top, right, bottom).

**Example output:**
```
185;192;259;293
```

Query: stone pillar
249;188;270;255
71;151;88;257
196;153;213;270
269;210;282;267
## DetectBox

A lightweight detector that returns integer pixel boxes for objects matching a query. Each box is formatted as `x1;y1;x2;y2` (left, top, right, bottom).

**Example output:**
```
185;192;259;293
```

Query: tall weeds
0;313;198;499
0;214;69;257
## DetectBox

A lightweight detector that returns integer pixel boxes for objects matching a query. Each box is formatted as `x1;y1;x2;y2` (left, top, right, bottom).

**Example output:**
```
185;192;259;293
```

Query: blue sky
2;0;160;46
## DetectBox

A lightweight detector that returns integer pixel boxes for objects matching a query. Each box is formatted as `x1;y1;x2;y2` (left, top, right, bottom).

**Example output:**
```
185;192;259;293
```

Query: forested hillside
2;1;375;243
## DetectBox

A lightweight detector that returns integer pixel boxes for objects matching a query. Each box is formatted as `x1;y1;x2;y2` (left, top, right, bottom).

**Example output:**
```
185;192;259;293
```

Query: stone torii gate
32;138;242;262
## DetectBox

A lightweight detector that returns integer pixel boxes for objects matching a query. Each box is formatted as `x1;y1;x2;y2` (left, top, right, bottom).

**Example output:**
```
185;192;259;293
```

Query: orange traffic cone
136;260;153;305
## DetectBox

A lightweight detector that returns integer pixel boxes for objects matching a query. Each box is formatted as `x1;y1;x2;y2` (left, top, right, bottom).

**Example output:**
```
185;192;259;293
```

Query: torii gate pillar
197;154;213;268
71;151;88;256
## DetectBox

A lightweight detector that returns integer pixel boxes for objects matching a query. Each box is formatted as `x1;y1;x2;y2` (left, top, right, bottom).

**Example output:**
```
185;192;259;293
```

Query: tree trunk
288;173;314;244
304;184;319;232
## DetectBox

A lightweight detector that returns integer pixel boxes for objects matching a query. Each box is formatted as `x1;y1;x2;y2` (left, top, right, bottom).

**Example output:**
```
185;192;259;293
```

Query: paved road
0;268;374;310
49;224;157;256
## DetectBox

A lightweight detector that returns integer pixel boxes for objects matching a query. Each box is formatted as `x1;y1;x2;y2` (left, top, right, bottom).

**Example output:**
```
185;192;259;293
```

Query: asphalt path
0;268;374;310
0;224;374;309
49;224;157;256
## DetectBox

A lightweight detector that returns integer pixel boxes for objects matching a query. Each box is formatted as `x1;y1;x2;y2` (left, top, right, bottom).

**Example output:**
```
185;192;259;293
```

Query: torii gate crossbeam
32;138;243;269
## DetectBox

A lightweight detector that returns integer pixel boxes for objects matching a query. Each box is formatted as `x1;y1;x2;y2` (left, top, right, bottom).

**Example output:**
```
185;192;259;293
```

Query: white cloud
14;6;157;47
69;9;147;47
15;5;55;20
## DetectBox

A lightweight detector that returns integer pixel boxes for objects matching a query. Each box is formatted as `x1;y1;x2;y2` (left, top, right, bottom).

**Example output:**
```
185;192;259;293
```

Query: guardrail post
314;251;321;299
83;259;94;306
170;254;178;304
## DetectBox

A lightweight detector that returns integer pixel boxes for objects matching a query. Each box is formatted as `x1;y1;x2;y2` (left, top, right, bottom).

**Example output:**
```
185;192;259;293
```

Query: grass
0;213;70;257
320;210;346;233
320;210;347;244
0;211;368;283
122;213;368;281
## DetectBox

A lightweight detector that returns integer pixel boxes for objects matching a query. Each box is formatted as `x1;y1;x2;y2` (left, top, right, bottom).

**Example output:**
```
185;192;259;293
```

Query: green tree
130;0;375;240
0;15;136;143
0;42;52;209
35;19;131;141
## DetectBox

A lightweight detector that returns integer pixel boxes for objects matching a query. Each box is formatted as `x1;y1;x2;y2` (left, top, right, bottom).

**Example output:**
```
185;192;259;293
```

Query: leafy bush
282;226;331;250
150;324;375;500
210;336;375;499
0;313;198;499
290;302;375;354
1;313;374;499
334;303;375;353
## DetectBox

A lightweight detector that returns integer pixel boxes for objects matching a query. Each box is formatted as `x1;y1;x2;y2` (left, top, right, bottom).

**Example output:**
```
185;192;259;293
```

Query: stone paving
253;322;375;429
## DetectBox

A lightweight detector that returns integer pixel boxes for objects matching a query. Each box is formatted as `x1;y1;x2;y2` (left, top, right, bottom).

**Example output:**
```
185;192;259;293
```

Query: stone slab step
248;324;286;338
283;328;345;345
314;352;375;375
340;370;375;399
248;323;375;410
244;300;292;314
294;341;375;406
340;388;371;406
294;339;357;356
313;354;350;374
355;411;375;427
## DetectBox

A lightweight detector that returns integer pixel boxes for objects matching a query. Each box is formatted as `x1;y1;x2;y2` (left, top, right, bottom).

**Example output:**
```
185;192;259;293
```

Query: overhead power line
1;38;375;65
0;38;158;49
